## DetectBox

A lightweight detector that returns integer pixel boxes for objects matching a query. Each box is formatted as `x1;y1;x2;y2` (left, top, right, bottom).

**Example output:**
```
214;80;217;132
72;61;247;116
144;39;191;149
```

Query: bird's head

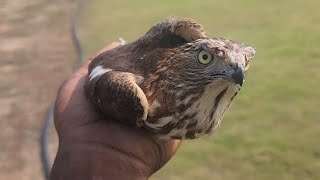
142;37;255;89
136;30;255;139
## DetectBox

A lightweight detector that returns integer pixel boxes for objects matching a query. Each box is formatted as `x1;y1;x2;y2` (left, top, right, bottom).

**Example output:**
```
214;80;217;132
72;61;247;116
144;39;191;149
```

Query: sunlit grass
79;0;320;179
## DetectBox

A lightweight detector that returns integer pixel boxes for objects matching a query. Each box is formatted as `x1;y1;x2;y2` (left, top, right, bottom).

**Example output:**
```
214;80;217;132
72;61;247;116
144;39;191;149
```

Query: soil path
1;0;77;179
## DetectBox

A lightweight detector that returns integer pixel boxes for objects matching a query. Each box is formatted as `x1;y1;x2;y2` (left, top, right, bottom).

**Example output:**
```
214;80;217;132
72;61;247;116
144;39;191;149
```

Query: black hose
40;103;54;179
71;0;85;68
40;0;85;179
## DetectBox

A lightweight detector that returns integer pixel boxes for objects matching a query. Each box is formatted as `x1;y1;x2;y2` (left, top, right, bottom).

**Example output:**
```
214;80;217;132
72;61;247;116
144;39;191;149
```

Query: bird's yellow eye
198;50;213;64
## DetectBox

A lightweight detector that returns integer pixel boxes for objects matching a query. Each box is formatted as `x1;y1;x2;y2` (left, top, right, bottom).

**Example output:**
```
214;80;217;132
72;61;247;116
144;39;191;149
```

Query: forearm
50;140;149;180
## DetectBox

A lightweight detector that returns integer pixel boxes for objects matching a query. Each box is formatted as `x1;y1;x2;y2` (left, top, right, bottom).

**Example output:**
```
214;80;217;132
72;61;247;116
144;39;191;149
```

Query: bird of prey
85;17;255;139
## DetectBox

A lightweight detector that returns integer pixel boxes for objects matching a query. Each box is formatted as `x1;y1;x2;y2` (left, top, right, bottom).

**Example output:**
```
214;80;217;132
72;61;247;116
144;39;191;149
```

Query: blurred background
1;0;319;179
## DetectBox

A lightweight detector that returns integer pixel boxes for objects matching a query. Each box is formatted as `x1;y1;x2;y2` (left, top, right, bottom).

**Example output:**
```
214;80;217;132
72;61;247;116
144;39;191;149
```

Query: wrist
50;139;150;180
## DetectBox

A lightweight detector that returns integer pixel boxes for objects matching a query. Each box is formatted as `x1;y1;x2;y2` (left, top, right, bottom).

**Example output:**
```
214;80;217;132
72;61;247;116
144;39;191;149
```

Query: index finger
78;42;121;75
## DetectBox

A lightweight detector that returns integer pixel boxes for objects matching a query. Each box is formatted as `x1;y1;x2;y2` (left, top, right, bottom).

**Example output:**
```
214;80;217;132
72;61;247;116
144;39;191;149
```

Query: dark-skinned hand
50;42;181;180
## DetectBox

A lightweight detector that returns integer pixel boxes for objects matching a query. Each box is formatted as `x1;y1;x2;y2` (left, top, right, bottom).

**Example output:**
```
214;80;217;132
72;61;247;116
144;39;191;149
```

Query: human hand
50;42;181;180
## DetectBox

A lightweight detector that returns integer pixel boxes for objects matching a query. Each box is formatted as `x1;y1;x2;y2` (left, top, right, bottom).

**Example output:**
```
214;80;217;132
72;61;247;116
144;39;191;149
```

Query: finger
152;139;181;173
94;42;120;57
66;41;122;89
54;75;101;133
169;139;181;155
80;42;121;71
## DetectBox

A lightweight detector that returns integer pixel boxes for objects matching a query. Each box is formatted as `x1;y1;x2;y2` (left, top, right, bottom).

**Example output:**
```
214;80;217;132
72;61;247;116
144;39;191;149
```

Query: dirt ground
0;0;78;179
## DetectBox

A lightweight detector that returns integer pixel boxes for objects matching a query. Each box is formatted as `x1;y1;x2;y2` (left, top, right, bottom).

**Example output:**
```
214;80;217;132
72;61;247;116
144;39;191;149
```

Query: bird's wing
85;68;148;126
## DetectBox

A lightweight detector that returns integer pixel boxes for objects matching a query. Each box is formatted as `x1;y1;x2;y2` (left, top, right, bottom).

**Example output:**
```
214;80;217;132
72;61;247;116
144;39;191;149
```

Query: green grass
79;0;320;179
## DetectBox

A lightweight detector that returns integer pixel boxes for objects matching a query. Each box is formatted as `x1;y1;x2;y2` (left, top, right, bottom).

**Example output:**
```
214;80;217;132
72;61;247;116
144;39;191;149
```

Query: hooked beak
209;64;245;86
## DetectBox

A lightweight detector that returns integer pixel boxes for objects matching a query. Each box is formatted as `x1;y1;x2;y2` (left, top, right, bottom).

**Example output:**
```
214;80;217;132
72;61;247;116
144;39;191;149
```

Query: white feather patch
148;99;161;117
166;128;187;138
119;37;126;45
183;81;240;134
145;116;173;130
89;65;112;81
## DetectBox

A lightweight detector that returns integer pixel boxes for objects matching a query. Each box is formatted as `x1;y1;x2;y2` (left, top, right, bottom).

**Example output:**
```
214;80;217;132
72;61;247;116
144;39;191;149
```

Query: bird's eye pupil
202;54;208;60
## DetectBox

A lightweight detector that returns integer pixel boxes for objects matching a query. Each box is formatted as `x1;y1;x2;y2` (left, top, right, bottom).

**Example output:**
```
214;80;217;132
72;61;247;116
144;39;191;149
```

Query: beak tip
229;65;244;86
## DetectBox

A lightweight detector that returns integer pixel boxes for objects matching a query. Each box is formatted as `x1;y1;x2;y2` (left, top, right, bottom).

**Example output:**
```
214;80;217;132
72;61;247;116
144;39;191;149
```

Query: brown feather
85;17;256;139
